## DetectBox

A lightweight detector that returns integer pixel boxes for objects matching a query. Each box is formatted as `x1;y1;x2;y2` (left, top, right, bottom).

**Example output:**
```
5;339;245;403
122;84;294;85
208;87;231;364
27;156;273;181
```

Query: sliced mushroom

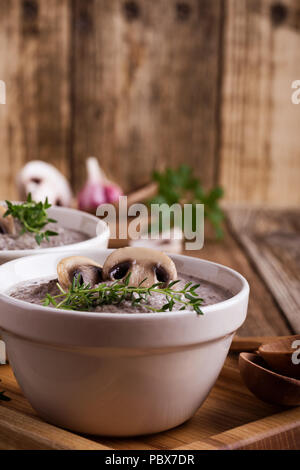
102;247;177;288
57;256;103;290
0;206;16;235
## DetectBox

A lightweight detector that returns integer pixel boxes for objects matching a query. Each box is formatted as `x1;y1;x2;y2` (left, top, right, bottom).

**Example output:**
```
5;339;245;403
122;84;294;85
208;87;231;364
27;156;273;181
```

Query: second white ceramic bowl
0;250;249;436
0;206;110;264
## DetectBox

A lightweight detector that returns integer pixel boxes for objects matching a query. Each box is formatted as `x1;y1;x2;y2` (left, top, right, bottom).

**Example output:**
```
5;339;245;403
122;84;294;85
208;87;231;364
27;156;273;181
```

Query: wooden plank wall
0;0;71;198
220;0;300;206
0;0;299;204
71;0;222;193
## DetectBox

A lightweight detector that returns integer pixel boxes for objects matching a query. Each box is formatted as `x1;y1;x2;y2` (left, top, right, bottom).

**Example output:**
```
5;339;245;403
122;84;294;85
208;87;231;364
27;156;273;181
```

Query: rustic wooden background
0;0;299;204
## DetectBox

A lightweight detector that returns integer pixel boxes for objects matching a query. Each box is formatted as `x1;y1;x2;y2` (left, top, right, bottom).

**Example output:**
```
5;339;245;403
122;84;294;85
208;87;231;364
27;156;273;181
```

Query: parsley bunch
149;165;225;239
43;274;204;314
4;193;58;245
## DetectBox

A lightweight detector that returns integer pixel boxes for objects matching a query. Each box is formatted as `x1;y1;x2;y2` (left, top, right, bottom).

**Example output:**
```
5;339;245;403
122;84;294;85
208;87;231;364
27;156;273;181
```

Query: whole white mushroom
17;160;73;207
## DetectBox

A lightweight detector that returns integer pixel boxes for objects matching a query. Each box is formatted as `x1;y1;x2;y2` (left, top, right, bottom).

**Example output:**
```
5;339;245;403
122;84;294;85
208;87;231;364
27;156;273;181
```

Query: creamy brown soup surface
9;275;233;313
0;220;88;250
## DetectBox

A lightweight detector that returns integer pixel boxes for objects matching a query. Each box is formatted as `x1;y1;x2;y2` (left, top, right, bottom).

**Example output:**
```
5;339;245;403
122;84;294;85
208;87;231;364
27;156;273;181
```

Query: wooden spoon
230;335;297;353
239;352;300;406
258;335;300;379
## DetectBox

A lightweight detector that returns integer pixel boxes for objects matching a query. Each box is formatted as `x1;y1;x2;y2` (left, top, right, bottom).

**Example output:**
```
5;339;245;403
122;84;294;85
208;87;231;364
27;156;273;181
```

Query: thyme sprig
43;274;204;314
4;193;58;245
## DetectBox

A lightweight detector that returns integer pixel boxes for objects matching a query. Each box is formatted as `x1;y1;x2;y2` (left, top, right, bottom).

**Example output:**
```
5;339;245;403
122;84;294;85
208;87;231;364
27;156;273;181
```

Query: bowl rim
239;352;300;385
0;250;250;320
0;205;110;257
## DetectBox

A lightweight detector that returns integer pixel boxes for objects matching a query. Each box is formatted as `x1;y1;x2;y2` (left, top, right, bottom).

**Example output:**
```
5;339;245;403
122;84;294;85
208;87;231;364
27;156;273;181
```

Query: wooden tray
0;352;299;450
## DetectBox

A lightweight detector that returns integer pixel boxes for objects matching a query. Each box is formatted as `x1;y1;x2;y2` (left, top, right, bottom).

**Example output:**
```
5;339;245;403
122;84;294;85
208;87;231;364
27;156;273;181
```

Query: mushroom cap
0;206;16;235
57;256;103;290
102;247;177;288
17;160;73;207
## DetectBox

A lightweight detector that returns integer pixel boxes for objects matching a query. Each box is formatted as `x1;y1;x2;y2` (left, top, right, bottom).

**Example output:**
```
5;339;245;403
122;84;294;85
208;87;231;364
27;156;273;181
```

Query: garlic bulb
78;157;123;210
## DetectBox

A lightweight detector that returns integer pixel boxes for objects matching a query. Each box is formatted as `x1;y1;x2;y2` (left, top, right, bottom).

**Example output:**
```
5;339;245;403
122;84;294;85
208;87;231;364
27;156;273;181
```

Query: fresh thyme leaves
4;193;58;245
43;274;204;315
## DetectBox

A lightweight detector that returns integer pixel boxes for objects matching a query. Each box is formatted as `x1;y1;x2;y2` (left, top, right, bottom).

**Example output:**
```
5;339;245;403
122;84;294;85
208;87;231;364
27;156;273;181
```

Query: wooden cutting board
0;352;299;450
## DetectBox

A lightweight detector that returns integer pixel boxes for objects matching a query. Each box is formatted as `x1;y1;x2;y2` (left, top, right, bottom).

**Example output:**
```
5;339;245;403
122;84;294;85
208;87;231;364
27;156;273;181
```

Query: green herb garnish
43;274;204;314
149;165;225;239
4;193;58;245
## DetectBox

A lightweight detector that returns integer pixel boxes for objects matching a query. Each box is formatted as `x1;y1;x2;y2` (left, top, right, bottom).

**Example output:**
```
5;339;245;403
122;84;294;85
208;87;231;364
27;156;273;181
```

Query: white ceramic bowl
0;206;110;264
0;250;249;437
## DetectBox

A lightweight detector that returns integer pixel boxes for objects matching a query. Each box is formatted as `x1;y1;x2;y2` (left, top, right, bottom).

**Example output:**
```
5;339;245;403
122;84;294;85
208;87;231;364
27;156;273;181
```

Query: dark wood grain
220;0;300;206
0;0;72;201
227;207;300;333
69;0;223;193
0;0;300;206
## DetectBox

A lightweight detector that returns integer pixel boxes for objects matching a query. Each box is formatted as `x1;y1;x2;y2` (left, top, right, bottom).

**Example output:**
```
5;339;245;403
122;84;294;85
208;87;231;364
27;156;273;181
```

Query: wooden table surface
0;207;299;449
181;208;296;338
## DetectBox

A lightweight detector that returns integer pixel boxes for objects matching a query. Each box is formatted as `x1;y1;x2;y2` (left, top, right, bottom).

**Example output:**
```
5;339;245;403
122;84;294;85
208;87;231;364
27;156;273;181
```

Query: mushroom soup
0;199;88;250
0;221;87;250
9;247;233;313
